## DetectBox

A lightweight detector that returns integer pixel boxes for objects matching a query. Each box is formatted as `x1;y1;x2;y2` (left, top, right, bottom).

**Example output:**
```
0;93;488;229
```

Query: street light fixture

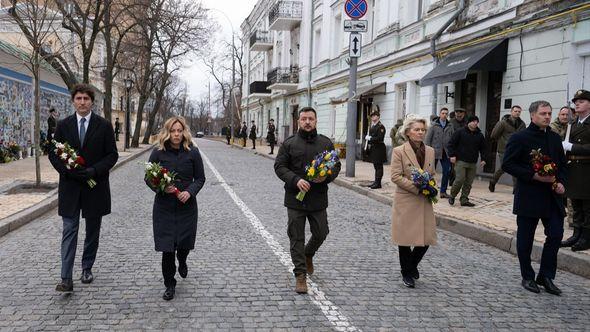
124;76;134;151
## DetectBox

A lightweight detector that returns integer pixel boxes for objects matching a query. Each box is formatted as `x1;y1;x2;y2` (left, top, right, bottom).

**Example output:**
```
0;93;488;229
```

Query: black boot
561;227;581;247
572;229;590;252
369;179;382;189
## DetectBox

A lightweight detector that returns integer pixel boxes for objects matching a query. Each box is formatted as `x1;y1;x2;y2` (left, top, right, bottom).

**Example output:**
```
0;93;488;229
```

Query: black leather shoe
56;279;73;293
402;275;415;288
163;286;175;301
448;197;455;205
366;182;375;188
178;262;188;279
561;228;581;247
369;183;382;189
411;269;420;280
80;269;93;284
536;276;561;296
522;279;540;293
460;201;476;207
440;192;450;199
488;181;496;192
572;230;590;252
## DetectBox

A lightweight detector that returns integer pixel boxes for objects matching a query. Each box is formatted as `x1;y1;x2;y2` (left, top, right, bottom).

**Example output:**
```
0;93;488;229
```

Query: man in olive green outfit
550;107;572;139
489;105;526;192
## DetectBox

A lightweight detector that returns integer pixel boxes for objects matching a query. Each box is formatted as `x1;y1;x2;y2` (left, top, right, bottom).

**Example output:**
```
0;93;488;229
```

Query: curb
0;145;155;239
210;138;590;279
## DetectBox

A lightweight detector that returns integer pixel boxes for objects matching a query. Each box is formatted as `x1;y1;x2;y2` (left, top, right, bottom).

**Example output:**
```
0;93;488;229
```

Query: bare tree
8;0;62;187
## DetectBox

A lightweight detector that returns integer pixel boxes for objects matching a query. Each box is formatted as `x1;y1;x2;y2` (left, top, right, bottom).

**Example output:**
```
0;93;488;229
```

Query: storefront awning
330;82;386;104
419;39;508;86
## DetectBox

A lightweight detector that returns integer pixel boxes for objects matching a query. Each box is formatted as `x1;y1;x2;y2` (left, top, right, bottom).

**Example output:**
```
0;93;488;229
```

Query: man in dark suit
47;108;58;140
49;84;119;293
114;117;121;142
239;122;247;147
249;120;257;149
267;119;276;155
561;89;590;251
365;105;387;189
503;100;567;295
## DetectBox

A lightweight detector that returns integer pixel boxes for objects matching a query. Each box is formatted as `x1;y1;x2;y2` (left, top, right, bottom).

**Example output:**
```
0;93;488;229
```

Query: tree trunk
33;60;41;187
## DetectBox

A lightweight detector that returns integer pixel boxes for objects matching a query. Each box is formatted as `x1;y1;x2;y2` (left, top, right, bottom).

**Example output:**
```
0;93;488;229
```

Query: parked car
195;131;205;138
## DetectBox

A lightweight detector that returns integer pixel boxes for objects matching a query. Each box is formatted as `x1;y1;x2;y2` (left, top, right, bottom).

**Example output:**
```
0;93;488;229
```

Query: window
396;83;407;120
331;14;342;58
313;28;322;66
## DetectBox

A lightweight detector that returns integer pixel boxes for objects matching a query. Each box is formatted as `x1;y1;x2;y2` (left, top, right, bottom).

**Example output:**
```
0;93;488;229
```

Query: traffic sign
344;20;368;32
349;33;362;58
344;0;367;19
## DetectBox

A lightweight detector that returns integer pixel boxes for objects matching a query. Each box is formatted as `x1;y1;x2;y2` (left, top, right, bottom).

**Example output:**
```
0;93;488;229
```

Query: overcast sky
178;0;258;103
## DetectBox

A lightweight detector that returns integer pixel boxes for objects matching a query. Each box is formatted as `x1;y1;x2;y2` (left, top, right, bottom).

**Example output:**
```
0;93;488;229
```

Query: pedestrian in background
239;122;247;147
249;120;257;149
391;116;437;288
365;105;387;189
389;118;404;148
225;124;232;145
447;115;486;207
146;116;206;301
562;90;590;252
502;100;566;295
49;84;119;293
425;107;453;198
448;108;467;186
47;108;58;140
489;105;526;192
114;117;121;142
550;106;572;140
267;119;276;155
274;107;341;294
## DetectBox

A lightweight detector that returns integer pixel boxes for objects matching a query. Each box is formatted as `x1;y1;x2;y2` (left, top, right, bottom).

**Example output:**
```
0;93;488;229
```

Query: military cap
572;89;590;103
369;105;381;117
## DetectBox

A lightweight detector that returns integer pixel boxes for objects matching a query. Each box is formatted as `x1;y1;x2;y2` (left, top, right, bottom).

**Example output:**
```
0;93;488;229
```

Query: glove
365;135;371;141
562;141;573;152
73;167;96;180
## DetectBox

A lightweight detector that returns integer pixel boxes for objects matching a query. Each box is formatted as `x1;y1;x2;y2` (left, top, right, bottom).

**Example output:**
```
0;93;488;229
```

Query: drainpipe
307;1;314;107
430;0;466;116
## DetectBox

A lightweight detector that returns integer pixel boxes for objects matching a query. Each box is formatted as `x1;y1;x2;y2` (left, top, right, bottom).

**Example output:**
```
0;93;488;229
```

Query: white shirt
76;112;91;134
578;114;590;124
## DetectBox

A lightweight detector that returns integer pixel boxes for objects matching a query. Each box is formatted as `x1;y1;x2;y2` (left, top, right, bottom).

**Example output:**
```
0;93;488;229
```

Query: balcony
268;1;302;31
249;81;271;99
267;66;299;91
249;31;273;52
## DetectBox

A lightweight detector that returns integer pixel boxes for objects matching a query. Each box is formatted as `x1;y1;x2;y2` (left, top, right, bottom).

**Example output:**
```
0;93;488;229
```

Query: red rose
162;168;168;174
152;178;160;185
56;148;62;155
76;156;86;166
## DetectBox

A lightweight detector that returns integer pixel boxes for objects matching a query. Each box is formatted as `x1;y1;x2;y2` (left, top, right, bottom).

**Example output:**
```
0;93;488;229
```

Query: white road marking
201;152;360;332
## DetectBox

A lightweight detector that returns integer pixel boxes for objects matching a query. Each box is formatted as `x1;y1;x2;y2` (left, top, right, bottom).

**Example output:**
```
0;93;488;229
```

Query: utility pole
230;32;236;141
345;54;358;177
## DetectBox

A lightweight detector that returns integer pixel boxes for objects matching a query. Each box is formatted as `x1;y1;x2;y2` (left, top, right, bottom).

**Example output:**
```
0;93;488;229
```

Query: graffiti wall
0;76;70;146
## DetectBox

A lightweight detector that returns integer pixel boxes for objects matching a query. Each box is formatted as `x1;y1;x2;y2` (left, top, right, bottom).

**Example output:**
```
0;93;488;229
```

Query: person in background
239;122;248;147
225;124;232;145
47;108;58;141
425;107;453;198
447;115;486;207
365;105;387;189
114;117;121;142
489;105;526;192
267;119;277;155
249;120;257;149
390;118;404;148
550;106;572;140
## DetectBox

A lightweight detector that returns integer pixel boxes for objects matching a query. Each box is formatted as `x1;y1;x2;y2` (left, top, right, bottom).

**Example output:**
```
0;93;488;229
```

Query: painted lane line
201;152;360;332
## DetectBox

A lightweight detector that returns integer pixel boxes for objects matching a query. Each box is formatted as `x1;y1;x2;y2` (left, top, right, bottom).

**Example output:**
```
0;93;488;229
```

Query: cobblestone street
1;139;589;331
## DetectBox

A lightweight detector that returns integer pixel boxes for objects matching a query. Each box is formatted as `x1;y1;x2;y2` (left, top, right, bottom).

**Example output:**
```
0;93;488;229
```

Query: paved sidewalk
209;136;590;274
0;141;153;227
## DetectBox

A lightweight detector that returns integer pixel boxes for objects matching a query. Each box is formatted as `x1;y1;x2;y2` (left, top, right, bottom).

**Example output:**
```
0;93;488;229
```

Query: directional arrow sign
349;33;362;58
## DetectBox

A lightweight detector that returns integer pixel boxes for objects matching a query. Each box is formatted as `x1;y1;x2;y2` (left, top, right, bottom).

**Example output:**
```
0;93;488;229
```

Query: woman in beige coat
391;117;437;288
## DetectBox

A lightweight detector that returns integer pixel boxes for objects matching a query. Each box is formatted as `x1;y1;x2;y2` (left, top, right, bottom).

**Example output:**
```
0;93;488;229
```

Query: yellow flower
320;163;325;169
324;153;332;160
429;180;435;186
320;170;326;177
422;189;429;195
312;160;316;165
308;168;315;177
544;164;553;172
327;170;332;175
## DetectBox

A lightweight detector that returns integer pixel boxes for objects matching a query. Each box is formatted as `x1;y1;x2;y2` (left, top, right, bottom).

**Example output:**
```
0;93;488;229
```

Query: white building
241;0;590;173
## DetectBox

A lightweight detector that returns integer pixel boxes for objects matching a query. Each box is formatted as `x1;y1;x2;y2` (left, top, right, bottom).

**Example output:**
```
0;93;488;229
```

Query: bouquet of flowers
410;167;438;204
296;150;340;201
52;140;97;188
530;148;557;189
144;162;179;195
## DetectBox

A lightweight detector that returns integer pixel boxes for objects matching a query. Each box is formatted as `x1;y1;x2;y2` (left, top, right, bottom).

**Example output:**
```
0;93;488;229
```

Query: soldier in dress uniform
365;105;387;189
561;89;590;251
267;119;277;155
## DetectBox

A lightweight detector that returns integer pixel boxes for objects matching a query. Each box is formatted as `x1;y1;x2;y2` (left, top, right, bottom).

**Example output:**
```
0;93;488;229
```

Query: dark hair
529;100;552;114
467;115;479;123
440;107;449;112
49;108;56;113
511;105;522;111
270;118;274;121
298;107;317;116
70;84;95;102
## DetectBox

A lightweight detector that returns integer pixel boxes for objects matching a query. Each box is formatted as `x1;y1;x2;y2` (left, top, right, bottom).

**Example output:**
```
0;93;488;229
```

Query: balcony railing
249;31;273;51
249;81;271;95
268;1;303;31
267;66;299;90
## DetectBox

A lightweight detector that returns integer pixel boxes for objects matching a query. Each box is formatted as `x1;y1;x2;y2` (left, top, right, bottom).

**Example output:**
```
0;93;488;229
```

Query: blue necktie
79;118;86;146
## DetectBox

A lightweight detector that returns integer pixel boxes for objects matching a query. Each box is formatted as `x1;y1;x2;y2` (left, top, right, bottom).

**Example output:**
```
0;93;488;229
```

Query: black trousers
516;205;564;280
398;246;429;278
251;138;256;149
162;250;189;288
226;136;231;145
270;143;275;154
571;199;590;230
287;208;329;276
373;162;384;183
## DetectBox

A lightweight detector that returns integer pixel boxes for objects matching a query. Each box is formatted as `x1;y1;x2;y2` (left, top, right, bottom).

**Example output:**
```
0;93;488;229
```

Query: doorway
291;105;299;134
460;73;477;117
356;99;373;161
483;71;503;173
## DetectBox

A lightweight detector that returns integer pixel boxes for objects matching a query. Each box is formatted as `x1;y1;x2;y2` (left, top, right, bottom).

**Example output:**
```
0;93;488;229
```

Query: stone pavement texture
1;138;588;330
0;141;151;221
226;136;589;261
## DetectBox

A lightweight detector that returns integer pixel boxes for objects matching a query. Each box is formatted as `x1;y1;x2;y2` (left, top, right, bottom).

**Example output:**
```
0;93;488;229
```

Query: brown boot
306;255;314;275
295;274;308;294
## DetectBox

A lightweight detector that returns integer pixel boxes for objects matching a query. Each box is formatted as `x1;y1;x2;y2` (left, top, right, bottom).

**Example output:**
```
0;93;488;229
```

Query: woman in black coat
145;116;206;301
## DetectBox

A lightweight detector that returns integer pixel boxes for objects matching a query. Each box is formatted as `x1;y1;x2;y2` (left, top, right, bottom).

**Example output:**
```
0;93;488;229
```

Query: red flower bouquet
52;140;97;188
530;148;557;189
144;162;179;195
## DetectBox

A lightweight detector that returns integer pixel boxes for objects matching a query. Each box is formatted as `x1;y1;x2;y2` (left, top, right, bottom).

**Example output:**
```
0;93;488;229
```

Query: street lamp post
124;77;134;151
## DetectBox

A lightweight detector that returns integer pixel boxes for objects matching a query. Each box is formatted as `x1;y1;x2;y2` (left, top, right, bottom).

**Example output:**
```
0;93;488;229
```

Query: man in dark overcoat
274;107;341;294
267;118;277;155
561;89;590;251
503;100;567;295
249;120;257;149
239;121;248;147
49;84;119;293
365;105;387;189
47;108;58;140
225;124;232;145
114;117;121;142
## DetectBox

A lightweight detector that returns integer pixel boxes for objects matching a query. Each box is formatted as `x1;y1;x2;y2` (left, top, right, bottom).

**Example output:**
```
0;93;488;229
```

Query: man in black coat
49;84;119;293
267;119;277;155
365;105;387;189
114;117;121;142
561;89;590;251
47;108;58;140
239;122;247;147
274;107;341;294
249;120;257;149
503;100;567;295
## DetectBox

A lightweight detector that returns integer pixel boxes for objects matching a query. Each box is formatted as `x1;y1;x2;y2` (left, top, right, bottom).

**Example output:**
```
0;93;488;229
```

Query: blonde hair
400;114;428;141
158;116;194;151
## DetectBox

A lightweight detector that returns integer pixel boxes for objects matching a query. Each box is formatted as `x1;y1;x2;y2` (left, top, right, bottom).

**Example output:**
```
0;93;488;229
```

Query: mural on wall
0;76;70;146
